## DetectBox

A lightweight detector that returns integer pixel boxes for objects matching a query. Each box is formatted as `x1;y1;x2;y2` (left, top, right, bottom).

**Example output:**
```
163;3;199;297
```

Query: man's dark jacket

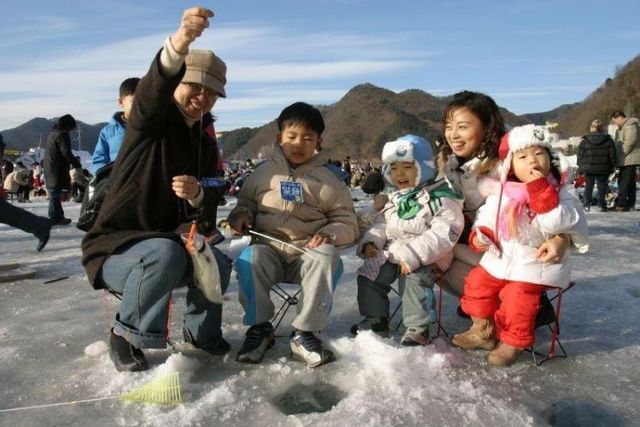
81;51;220;288
577;132;617;176
44;125;81;190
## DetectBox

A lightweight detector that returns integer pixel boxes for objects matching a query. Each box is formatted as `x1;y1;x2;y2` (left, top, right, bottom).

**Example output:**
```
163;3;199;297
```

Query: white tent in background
16;147;93;171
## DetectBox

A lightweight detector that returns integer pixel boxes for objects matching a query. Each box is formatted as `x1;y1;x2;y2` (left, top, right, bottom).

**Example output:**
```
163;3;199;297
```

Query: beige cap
183;49;227;98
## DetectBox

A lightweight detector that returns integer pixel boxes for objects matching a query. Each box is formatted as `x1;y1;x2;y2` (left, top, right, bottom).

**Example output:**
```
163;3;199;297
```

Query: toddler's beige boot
488;342;523;366
451;317;496;350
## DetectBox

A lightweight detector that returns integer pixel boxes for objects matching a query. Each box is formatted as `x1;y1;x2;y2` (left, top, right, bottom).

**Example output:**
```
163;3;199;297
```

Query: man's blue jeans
47;187;64;221
99;238;231;349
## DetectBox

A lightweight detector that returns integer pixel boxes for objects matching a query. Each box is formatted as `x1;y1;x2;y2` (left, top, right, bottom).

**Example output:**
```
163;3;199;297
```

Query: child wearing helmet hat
352;135;464;345
451;124;589;366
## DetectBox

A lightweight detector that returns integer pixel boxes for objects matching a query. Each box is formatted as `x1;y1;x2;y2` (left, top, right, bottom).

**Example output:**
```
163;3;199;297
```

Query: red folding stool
527;281;576;366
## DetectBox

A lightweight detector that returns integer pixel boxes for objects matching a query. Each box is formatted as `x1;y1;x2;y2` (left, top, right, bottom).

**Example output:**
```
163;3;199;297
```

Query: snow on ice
0;193;639;426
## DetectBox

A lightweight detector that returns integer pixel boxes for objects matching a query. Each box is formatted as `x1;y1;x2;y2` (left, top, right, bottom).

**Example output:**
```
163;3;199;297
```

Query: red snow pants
460;266;545;348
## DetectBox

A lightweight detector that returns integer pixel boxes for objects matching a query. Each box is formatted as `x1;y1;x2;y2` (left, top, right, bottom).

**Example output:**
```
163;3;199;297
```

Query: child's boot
488;342;523;366
451;317;496;350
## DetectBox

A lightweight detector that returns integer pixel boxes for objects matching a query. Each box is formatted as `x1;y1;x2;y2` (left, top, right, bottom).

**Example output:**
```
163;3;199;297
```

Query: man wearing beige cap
82;7;232;372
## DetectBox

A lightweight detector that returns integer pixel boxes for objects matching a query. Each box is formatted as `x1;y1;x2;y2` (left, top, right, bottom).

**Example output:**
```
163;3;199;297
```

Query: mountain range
2;54;638;161
223;54;639;160
1;117;104;155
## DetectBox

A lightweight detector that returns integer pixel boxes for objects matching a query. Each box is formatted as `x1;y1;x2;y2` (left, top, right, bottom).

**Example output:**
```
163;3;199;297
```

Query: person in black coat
577;119;617;211
44;114;81;224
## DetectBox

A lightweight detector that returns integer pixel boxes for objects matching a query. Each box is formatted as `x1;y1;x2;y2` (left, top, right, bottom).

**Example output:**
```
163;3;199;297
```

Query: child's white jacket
474;178;589;289
358;181;464;273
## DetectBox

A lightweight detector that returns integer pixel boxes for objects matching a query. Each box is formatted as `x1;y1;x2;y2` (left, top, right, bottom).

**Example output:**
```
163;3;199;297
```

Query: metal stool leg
433;285;448;338
271;283;300;336
527;284;574;366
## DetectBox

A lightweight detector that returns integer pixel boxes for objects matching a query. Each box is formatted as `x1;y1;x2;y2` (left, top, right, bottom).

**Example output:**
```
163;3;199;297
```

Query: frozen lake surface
0;194;639;426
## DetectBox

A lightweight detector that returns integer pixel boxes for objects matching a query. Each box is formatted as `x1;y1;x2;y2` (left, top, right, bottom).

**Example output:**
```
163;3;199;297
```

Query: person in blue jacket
90;77;140;173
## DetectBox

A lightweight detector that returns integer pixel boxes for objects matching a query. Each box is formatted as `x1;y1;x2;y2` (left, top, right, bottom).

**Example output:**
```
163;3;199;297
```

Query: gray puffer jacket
229;145;359;260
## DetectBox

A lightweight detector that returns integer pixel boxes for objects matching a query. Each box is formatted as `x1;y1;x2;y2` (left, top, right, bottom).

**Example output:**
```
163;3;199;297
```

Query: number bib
280;181;304;203
201;177;227;188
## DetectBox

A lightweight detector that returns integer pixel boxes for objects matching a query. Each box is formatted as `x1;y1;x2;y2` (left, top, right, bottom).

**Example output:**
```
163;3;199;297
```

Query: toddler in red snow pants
461;266;545;348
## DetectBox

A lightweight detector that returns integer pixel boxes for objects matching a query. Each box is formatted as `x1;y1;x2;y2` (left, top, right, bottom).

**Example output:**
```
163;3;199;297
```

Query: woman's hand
537;234;570;263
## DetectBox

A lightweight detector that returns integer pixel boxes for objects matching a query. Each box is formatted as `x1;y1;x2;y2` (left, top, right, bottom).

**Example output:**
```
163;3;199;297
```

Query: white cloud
228;59;418;82
0;15;78;49
218;88;347;110
0;22;427;131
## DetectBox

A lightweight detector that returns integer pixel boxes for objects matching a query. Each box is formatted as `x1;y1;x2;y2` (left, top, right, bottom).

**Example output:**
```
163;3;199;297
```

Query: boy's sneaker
350;317;390;337
236;322;275;364
290;330;335;368
109;330;148;372
400;327;431;346
183;326;231;356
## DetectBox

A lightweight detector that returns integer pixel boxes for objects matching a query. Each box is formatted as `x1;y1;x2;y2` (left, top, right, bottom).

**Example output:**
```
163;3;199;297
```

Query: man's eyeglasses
182;82;219;99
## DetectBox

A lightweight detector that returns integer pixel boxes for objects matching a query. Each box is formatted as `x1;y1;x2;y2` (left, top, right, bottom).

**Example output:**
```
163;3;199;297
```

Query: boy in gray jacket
227;102;359;367
352;135;464;345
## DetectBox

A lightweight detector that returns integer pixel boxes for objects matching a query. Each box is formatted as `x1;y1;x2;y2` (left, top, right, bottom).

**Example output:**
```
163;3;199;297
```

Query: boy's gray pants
237;244;342;332
357;261;437;330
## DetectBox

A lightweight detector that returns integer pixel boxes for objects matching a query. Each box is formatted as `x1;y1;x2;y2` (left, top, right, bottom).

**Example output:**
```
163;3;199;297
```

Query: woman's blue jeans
99;237;231;349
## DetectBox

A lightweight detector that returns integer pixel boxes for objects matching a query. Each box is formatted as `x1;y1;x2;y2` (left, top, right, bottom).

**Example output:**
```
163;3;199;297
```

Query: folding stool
527;281;576;366
270;282;302;336
269;258;344;336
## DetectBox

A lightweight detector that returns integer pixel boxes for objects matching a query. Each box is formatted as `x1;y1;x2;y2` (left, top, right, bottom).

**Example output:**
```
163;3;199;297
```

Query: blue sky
0;0;638;134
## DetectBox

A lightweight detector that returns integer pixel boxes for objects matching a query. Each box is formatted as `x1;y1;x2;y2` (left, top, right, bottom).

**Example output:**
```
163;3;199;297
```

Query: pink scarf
498;174;559;240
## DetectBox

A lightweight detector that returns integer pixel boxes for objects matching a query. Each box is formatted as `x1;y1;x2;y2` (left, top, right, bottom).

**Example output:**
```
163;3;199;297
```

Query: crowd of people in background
2;113;637;215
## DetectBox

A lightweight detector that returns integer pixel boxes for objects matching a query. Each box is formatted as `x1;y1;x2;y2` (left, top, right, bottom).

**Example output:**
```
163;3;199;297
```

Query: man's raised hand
171;7;214;54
